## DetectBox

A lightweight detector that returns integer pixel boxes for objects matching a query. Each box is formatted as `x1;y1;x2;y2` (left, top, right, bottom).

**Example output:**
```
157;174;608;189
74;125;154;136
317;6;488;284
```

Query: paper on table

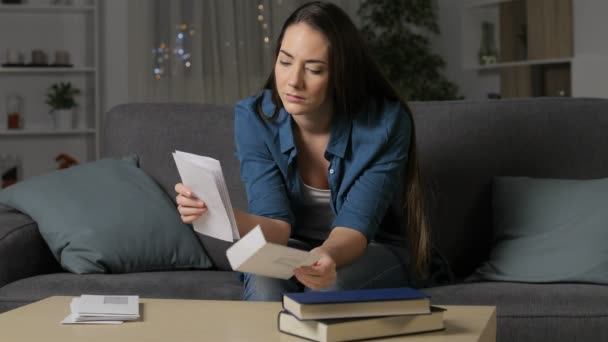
61;295;139;324
77;295;139;316
173;151;240;242
61;314;123;325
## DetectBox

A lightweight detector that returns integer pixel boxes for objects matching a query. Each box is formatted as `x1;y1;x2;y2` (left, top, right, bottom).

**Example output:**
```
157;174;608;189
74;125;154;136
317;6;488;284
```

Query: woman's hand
294;247;337;290
174;183;207;224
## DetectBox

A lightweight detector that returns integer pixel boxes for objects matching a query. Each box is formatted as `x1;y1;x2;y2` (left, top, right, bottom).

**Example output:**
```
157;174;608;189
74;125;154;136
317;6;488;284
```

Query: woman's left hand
294;247;337;290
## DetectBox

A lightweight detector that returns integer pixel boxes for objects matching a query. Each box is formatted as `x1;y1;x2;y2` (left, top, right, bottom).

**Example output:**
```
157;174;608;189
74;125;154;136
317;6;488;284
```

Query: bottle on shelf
478;21;498;65
5;93;24;130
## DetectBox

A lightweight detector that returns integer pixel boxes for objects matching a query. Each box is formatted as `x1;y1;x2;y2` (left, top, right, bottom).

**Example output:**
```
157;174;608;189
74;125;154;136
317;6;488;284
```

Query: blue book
282;287;431;320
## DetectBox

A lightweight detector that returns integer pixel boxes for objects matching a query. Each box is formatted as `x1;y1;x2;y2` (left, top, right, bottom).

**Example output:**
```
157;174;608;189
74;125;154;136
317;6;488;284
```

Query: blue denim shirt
234;90;411;243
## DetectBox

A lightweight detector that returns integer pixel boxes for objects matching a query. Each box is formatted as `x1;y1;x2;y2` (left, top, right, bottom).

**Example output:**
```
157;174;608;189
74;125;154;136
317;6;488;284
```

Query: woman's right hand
174;183;208;224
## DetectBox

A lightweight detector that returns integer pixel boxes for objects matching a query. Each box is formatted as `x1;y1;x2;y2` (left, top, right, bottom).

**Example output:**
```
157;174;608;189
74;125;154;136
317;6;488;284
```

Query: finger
174;183;188;195
294;273;323;289
298;267;336;287
295;270;326;285
299;265;326;276
180;214;201;224
176;195;206;209
178;206;207;216
175;183;196;198
305;277;333;290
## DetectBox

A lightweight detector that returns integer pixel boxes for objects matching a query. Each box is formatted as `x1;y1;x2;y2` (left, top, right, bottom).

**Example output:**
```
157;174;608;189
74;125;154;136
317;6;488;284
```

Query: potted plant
45;82;81;130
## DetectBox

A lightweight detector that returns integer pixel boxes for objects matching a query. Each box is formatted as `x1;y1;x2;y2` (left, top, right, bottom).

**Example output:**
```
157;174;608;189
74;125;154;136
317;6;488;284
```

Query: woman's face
274;22;331;117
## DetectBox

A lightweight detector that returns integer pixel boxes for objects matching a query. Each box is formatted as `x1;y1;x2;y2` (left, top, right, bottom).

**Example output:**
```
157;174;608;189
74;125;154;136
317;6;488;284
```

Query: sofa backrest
409;97;608;277
102;103;247;212
102;98;608;278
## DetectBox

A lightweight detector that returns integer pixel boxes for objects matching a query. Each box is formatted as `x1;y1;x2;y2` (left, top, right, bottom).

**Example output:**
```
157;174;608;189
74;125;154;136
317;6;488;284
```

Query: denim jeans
241;238;415;302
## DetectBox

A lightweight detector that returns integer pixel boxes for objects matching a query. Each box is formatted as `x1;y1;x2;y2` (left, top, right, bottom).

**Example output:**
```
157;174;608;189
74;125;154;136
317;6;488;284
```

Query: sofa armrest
0;204;62;288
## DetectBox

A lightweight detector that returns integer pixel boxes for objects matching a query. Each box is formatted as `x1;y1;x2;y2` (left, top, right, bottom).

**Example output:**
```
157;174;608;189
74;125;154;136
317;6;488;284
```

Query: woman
175;1;439;301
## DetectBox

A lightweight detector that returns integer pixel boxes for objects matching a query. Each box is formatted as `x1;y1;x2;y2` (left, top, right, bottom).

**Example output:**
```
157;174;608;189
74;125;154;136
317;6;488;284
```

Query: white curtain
127;0;361;105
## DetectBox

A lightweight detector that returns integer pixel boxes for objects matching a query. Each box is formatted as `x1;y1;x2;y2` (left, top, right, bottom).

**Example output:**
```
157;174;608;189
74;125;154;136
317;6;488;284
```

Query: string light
258;2;271;46
175;24;194;66
152;45;166;79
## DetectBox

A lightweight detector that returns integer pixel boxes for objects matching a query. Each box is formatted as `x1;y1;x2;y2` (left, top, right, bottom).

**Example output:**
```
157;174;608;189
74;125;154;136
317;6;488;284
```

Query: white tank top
297;177;335;240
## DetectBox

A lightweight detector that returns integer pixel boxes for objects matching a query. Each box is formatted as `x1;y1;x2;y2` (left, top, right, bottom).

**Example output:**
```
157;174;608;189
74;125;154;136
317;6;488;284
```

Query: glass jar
478;21;498;65
6;94;24;130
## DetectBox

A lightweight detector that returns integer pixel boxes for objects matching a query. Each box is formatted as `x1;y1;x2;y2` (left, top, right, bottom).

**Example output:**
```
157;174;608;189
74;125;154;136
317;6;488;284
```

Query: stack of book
61;295;140;324
278;287;445;342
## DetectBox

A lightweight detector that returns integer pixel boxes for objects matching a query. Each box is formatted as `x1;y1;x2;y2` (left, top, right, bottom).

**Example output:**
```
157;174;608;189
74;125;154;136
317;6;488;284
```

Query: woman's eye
279;61;291;66
308;69;322;75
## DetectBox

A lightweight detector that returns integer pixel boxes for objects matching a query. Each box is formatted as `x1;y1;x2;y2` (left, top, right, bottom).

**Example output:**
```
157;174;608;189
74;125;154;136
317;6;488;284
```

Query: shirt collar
326;112;350;159
261;90;295;154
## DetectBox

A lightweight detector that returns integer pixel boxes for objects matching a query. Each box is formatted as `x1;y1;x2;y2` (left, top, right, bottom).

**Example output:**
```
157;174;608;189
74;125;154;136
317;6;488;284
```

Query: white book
61;314;123;325
76;295;139;316
172;150;240;242
226;225;320;279
61;295;139;325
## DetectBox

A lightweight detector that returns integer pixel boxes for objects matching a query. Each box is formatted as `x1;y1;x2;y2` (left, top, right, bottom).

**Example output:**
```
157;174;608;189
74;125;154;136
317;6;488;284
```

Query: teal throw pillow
470;176;608;284
0;156;212;274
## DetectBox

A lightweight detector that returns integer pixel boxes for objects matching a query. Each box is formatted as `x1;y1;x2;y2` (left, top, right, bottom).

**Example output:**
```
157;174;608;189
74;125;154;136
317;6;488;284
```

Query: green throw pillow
470;176;608;284
0;156;212;274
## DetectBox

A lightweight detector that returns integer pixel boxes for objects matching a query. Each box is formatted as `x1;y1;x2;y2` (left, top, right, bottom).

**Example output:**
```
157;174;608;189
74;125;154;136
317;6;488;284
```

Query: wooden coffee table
0;296;496;341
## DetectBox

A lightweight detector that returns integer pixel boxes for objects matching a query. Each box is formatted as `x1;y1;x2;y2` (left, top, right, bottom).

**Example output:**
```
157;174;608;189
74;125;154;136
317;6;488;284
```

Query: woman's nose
287;66;304;89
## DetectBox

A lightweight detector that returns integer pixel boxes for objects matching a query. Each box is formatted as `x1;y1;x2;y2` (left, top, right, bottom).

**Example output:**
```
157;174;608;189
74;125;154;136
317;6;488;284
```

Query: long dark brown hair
254;1;429;277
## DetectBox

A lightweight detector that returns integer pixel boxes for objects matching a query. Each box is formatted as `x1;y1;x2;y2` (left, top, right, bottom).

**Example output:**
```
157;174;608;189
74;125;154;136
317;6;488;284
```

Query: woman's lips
286;94;305;103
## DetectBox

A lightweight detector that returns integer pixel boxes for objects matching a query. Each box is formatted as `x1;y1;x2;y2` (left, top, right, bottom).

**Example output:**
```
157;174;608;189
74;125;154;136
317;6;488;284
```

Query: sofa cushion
0;156;212;274
424;282;608;342
0;204;62;287
102;104;248;271
0;271;243;313
470;176;608;284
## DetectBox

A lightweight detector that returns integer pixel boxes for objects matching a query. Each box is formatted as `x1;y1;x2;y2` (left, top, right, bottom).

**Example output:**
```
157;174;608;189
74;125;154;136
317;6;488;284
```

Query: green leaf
359;0;461;101
45;82;81;111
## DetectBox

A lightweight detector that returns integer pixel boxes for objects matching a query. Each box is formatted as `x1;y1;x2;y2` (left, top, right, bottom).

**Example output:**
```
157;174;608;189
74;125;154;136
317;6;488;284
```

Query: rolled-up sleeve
234;102;294;226
332;108;411;241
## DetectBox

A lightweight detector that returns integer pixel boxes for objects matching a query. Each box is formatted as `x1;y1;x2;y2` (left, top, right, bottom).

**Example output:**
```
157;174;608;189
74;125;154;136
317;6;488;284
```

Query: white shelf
0;0;99;180
0;67;95;74
0;4;94;13
465;58;573;70
0;129;96;136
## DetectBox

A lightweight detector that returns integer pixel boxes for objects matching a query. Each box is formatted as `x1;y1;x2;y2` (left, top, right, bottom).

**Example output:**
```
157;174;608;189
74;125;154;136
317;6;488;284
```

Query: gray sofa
1;98;607;341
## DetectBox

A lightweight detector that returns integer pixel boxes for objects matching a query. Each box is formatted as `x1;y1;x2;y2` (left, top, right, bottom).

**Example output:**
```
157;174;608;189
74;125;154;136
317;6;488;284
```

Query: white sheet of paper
76;295;139;316
61;297;136;325
226;226;320;279
61;313;124;325
173;151;239;242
